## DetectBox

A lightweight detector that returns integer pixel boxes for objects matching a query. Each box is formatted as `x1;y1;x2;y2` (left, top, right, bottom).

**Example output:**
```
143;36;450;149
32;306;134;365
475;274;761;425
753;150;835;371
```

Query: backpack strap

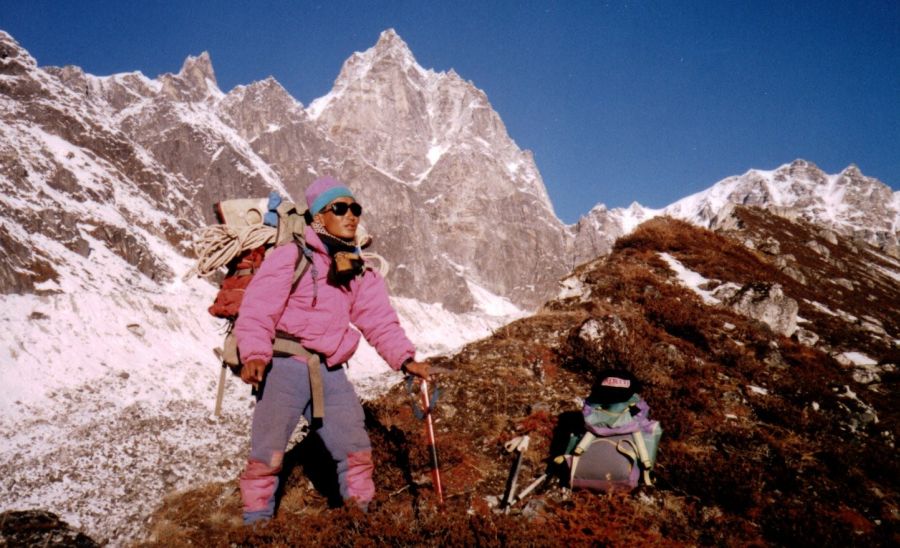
613;438;643;487
632;431;654;486
275;201;307;247
275;203;317;306
291;240;313;287
291;238;319;307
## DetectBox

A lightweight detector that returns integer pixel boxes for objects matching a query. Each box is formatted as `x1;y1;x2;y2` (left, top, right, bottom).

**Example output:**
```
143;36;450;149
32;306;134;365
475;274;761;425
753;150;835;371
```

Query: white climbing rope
184;221;390;280
361;251;390;279
185;223;276;279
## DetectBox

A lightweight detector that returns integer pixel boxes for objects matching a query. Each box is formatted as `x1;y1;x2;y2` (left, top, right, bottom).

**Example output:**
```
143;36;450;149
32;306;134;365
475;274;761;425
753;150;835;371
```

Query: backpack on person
188;192;381;416
186;192;317;415
191;193;313;366
556;370;662;492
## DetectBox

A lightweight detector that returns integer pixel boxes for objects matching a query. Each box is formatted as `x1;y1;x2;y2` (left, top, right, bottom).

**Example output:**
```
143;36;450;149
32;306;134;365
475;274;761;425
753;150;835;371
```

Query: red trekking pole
420;379;444;504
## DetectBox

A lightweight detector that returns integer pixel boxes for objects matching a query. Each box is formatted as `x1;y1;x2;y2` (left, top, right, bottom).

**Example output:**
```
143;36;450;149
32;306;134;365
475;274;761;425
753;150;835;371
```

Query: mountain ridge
1;27;898;544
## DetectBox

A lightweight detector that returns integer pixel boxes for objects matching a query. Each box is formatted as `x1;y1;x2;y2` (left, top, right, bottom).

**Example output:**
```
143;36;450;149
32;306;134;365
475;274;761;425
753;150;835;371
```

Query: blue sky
3;1;898;223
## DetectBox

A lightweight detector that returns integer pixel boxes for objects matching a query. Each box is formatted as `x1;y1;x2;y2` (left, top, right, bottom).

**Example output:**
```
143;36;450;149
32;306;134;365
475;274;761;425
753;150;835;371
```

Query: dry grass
141;211;899;546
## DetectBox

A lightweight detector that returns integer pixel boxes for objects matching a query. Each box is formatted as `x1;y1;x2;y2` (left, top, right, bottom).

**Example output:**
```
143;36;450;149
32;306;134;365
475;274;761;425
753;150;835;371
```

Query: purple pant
240;356;374;523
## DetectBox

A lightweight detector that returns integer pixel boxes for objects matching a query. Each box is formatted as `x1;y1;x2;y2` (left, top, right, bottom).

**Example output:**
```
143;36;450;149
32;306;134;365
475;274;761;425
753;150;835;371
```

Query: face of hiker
315;197;361;240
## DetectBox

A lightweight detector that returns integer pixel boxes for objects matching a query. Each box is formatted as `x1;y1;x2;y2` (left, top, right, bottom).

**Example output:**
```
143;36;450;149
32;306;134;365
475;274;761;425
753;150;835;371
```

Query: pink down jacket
234;226;416;369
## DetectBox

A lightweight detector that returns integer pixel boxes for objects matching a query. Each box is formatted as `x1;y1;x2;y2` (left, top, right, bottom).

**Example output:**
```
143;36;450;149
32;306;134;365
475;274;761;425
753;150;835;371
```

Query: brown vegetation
142;209;898;546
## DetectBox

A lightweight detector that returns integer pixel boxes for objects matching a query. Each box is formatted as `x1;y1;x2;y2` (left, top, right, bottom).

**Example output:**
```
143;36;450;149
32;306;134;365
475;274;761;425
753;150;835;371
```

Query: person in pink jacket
234;176;430;524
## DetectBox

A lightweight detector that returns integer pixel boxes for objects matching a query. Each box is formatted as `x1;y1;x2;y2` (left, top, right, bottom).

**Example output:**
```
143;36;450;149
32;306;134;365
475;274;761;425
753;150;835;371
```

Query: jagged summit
2;26;899;545
361;28;417;68
841;163;863;177
659;159;900;255
372;28;417;61
227;75;300;107
0;30;27;54
178;51;217;86
148;50;222;103
309;28;426;119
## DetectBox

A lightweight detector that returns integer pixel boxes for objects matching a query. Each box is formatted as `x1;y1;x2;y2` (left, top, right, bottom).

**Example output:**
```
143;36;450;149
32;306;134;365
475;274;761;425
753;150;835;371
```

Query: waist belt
273;331;326;420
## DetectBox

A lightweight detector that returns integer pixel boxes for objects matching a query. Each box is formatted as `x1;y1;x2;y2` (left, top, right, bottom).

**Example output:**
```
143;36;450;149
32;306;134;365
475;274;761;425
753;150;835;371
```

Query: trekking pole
500;435;529;511
512;473;546;505
420;379;444;504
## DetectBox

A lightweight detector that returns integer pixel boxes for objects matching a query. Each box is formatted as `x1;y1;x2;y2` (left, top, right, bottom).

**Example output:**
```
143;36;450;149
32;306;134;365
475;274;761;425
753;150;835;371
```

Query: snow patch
658;253;718;304
427;143;448;165
836;351;876;367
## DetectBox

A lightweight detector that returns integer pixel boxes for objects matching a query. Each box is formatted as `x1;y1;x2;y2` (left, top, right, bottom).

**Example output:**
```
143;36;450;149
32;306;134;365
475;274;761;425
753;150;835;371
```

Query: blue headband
311;185;355;214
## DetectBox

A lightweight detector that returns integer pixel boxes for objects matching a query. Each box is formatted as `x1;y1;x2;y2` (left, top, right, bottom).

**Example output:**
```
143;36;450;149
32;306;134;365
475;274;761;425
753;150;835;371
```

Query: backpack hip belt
273;330;327;420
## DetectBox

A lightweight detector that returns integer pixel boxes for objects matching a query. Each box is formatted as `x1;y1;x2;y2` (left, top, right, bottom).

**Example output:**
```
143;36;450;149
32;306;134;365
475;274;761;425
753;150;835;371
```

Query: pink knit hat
305;176;355;213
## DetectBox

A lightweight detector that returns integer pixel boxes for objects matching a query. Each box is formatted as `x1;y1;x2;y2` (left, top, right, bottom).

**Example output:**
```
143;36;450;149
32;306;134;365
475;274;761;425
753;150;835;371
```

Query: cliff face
19;29;569;312
2;26;898;545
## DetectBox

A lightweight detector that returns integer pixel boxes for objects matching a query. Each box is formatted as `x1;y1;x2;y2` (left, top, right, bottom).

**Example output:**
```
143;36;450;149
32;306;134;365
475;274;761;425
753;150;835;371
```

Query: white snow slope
0;256;522;544
0;30;529;544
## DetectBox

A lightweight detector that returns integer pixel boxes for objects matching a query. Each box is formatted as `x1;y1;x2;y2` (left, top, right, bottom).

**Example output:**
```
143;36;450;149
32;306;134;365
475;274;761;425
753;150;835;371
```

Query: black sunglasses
324;201;363;217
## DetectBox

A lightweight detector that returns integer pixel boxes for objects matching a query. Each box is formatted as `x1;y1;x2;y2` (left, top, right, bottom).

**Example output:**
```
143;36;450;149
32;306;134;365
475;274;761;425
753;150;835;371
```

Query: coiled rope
184;222;391;280
185;224;276;279
361;251;390;279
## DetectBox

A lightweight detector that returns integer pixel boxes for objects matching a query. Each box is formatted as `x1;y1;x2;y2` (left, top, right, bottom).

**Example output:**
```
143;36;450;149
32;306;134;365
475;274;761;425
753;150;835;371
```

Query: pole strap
406;375;440;419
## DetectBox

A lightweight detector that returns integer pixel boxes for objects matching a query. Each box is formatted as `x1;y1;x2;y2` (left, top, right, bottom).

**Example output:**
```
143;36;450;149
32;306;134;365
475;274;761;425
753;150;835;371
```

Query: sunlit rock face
307;29;570;310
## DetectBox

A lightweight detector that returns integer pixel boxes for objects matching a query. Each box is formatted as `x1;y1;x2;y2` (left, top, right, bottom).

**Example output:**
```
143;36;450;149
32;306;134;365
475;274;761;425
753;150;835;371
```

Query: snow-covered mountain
1;25;898;544
572;159;899;260
0;28;529;543
666;159;900;254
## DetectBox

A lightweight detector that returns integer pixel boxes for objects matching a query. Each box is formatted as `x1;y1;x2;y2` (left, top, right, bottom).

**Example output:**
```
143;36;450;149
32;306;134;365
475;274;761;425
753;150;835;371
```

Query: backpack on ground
556;370;662;492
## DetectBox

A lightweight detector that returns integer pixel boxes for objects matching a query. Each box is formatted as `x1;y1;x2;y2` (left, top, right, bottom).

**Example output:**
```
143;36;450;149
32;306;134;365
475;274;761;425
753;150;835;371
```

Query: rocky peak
158;51;220;103
238;77;301;110
569;200;662;267
371;28;418;67
44;65;90;96
836;164;878;190
626;201;645;214
180;51;217;88
840;163;862;177
776;158;826;183
219;76;308;142
0;31;37;75
321;28;422;100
